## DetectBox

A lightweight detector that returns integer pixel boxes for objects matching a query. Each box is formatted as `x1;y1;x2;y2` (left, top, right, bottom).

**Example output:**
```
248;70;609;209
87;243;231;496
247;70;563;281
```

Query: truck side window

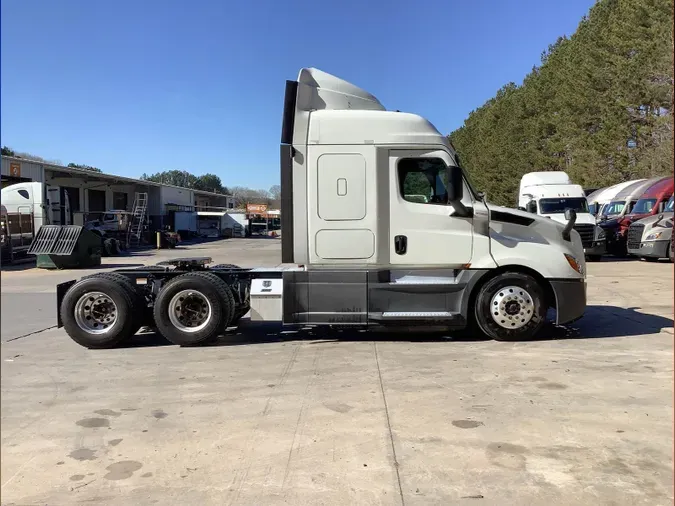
17;190;29;199
398;158;448;205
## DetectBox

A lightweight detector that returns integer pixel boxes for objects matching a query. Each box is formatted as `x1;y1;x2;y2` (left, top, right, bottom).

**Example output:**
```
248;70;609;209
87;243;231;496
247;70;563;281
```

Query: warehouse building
1;156;234;230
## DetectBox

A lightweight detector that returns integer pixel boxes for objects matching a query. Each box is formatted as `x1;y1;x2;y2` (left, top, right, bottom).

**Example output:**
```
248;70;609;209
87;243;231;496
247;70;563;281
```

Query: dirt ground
1;238;673;505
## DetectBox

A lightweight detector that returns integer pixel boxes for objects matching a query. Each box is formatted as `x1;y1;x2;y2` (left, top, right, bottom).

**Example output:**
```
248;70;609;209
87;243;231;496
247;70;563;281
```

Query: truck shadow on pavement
121;305;674;349
0;260;38;272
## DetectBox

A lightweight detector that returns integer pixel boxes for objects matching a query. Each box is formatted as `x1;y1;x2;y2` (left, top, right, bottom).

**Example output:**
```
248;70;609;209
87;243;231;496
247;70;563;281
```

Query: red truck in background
601;176;674;256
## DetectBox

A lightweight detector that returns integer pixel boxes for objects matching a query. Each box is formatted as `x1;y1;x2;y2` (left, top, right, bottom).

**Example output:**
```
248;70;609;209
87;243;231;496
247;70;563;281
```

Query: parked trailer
56;68;587;348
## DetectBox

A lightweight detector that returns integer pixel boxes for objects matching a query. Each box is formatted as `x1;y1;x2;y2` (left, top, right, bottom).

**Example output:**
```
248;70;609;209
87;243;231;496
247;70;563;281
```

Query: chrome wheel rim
490;286;534;329
168;290;212;333
74;292;118;334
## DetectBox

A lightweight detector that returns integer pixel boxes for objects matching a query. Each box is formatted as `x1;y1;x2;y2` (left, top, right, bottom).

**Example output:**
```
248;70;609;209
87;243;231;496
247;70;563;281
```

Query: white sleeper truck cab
518;172;606;261
54;68;587;349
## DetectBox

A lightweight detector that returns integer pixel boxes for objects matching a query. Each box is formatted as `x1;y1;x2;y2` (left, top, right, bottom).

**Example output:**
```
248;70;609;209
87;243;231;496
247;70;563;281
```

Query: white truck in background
55;68;587;349
0;182;71;262
518;172;606;261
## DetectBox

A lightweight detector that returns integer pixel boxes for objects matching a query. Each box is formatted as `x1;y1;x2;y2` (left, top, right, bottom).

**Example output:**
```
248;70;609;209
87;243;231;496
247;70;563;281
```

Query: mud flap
56;280;77;327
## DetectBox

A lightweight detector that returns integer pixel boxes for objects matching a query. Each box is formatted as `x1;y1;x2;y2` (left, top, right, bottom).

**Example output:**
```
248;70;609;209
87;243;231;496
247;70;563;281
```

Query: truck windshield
603;200;625;216
538;198;589;214
631;198;657;214
664;196;674;212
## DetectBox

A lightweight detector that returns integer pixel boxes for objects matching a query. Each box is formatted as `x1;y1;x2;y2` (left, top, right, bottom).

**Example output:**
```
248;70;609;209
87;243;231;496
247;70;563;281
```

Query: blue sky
1;0;595;190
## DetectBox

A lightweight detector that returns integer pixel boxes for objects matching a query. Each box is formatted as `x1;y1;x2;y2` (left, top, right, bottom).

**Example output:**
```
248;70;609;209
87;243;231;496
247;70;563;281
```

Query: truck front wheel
474;272;547;341
153;272;234;346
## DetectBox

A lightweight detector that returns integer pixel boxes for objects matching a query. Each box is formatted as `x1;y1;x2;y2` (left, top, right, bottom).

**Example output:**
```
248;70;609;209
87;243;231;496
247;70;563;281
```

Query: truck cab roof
613;178;661;201
286;68;451;150
523;184;584;199
586;179;646;205
520;171;572;189
637;177;673;200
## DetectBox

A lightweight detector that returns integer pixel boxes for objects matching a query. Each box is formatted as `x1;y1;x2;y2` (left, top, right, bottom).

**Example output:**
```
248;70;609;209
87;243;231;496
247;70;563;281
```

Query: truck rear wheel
670;236;674;263
209;264;249;325
61;277;140;349
474;272;547;341
153;272;234;345
83;272;149;327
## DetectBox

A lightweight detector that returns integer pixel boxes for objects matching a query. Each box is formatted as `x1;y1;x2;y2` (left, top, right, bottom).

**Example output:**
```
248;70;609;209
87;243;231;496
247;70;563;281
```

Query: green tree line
448;0;674;206
140;170;229;194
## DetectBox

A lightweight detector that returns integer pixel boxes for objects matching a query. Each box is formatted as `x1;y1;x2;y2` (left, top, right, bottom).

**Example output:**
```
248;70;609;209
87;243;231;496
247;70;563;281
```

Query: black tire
229;306;250;325
153;272;234;346
111;239;121;255
60;277;139;349
82;272;148;329
209;264;248;324
669;237;674;263
586;255;602;262
474;272;547;341
222;280;236;327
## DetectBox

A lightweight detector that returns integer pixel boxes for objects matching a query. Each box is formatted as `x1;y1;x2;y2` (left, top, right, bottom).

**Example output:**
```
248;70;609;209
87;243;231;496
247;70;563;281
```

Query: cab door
389;149;473;267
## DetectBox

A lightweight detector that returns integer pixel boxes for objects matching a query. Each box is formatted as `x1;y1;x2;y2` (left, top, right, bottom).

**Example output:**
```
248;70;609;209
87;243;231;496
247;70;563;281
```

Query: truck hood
539;212;596;226
484;202;585;278
485;203;567;234
598;217;620;231
633;211;674;228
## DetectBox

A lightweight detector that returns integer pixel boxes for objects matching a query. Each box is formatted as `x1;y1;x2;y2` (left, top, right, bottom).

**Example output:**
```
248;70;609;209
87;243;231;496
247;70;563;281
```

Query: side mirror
562;208;577;241
526;200;537;214
447;165;464;203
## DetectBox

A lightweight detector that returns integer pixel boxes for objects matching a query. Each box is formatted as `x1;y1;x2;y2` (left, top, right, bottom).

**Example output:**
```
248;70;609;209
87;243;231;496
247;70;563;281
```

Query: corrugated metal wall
1;157;44;184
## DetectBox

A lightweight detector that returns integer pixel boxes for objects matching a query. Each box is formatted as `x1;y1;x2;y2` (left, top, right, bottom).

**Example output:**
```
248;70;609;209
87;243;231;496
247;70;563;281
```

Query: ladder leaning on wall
126;192;148;248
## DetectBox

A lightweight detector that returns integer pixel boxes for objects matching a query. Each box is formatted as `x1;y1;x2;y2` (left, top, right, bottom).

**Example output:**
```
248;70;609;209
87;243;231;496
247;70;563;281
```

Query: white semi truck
1;182;71;262
55;68;587;349
518;172;606;261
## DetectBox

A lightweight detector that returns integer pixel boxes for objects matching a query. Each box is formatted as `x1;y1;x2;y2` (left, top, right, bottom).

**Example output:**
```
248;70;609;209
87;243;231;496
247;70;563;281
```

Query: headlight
596;227;606;240
564;253;584;275
645;232;662;241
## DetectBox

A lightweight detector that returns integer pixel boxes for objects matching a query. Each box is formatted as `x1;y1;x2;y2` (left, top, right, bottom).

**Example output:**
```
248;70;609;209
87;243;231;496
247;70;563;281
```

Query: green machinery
28;225;102;269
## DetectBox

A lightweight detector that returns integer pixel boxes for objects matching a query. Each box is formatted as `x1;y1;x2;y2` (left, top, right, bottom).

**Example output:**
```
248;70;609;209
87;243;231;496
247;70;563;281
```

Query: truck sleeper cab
55;68;587;349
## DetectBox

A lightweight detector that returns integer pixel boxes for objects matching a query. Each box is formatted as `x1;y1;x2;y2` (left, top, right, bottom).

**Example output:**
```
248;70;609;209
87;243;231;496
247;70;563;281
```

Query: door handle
394;235;407;255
